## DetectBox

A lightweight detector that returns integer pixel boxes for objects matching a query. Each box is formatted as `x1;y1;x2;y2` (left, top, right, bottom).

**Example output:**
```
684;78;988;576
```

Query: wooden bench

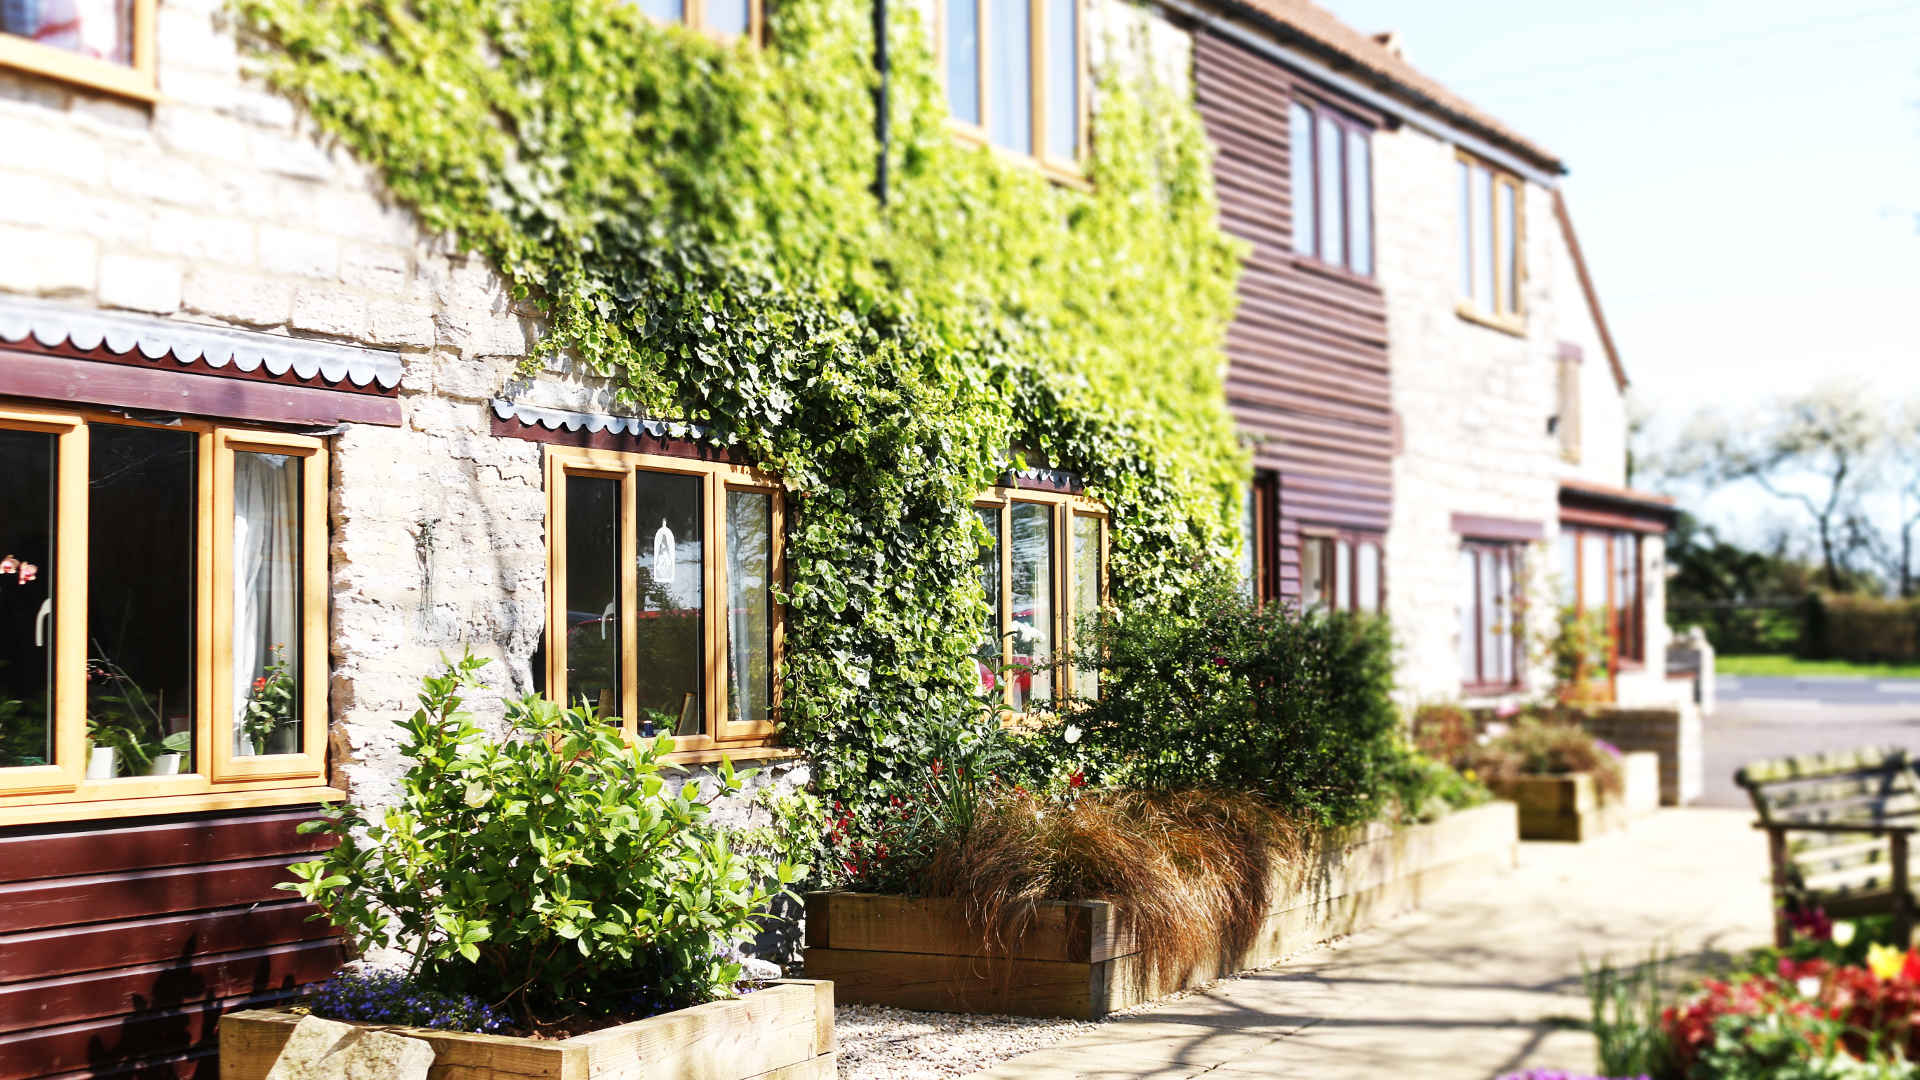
1736;746;1920;948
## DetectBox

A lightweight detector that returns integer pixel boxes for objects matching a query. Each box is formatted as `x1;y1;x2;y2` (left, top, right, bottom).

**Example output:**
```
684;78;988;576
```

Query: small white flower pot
86;746;117;779
147;753;182;776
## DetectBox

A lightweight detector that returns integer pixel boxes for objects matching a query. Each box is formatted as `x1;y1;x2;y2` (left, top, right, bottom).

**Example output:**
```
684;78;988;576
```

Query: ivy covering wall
243;0;1247;813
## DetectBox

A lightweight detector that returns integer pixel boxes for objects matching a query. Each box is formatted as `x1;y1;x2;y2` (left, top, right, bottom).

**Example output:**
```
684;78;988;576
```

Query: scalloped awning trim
490;398;710;441
0;297;404;390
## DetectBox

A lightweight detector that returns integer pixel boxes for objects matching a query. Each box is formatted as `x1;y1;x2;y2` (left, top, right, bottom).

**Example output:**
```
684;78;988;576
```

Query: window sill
1287;254;1379;291
1461;681;1526;699
0;37;158;103
0;784;344;829
948;123;1092;192
662;744;802;767
1455;303;1527;338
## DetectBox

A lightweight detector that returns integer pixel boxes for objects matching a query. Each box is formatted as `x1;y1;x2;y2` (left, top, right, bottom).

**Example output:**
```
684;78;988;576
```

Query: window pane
1471;165;1494;307
1238;486;1257;600
947;0;982;126
636;472;704;737
1300;538;1326;612
1317;113;1344;267
1498;179;1518;314
1457;160;1473;299
1072;513;1101;699
987;0;1033;154
1615;533;1639;661
1346;127;1371;275
1290;103;1315;256
1477;549;1500;684
1333;540;1352;612
89;427;196;778
1045;0;1077;160
1356;542;1380;614
706;0;750;34
636;0;687;22
726;490;774;728
1581;532;1608;616
976;507;1001;697
233;451;301;757
564;475;621;724
1492;551;1515;684
1008;502;1052;710
1;0;133;65
1555;530;1578;608
1457;546;1478;682
0;430;55;770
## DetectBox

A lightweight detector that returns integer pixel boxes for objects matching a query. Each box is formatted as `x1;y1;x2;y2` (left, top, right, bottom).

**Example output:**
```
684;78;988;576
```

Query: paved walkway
964;809;1772;1080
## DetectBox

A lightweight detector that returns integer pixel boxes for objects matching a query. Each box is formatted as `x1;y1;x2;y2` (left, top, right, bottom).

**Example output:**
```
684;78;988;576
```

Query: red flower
930;760;944;778
0;556;15;575
252;676;268;693
1068;771;1086;789
16;562;36;585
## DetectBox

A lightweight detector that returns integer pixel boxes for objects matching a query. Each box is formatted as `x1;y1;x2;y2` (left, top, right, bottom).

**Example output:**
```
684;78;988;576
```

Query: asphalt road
1701;678;1920;807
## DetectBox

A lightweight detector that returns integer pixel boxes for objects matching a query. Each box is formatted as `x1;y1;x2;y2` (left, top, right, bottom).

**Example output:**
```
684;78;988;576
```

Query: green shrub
1381;749;1490;824
1462;717;1625;802
1056;575;1400;828
283;654;812;1025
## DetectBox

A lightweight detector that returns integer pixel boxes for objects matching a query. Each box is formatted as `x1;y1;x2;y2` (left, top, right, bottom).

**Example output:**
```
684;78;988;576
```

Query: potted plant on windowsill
221;653;834;1079
239;649;297;756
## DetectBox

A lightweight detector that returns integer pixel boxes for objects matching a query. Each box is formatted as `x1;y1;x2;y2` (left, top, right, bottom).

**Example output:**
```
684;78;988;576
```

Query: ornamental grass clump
1463;716;1625;802
283;653;813;1031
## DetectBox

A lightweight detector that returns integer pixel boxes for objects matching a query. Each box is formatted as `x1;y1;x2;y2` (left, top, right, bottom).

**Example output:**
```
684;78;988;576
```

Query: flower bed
1491;751;1659;842
219;980;835;1080
804;800;1518;1019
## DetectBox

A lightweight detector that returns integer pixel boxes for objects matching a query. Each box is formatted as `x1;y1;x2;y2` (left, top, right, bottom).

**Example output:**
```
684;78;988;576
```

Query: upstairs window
635;0;760;39
975;489;1107;710
1457;152;1524;325
1288;100;1372;276
0;0;155;99
543;447;784;755
940;0;1085;178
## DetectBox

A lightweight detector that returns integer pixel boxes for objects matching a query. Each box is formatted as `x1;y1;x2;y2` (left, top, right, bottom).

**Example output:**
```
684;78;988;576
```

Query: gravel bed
834;1004;1098;1080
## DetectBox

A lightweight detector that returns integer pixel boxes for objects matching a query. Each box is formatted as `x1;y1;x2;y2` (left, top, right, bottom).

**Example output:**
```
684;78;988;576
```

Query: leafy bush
283;654;812;1027
1060;575;1401;827
305;968;509;1033
1411;703;1476;763
1462;717;1625;802
1381;749;1490;824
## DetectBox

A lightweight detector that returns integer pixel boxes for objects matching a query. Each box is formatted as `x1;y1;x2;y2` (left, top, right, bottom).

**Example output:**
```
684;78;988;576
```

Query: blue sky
1322;0;1920;429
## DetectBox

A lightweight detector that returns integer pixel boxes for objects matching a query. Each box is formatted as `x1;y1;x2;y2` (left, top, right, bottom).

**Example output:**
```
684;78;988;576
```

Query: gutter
1155;0;1564;187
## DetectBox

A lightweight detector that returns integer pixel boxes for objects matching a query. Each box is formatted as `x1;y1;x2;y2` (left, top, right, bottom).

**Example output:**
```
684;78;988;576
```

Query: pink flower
0;556;15;575
17;562;37;585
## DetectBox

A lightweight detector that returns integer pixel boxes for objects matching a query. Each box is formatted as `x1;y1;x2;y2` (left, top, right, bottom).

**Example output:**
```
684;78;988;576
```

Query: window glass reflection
635;472;704;737
564;475;621;723
232;451;301;757
0;430;55;770
1;0;133;65
1008;502;1052;709
987;0;1033;153
726;490;773;728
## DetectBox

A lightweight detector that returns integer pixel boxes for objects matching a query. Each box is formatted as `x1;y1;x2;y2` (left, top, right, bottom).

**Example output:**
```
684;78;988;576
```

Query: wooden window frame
1298;528;1385;614
1288;98;1374;278
1460;539;1524;694
974;487;1107;715
637;0;765;43
934;0;1090;185
1241;478;1270;606
0;0;158;102
1455;150;1526;332
543;446;786;761
0;403;334;823
1562;525;1645;668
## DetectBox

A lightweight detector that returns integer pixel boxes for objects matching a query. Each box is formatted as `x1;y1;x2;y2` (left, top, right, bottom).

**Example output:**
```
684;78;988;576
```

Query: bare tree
1680;380;1887;591
1866;400;1920;596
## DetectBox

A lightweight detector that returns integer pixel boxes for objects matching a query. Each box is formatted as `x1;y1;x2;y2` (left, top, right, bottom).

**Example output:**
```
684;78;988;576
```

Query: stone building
0;0;1672;1073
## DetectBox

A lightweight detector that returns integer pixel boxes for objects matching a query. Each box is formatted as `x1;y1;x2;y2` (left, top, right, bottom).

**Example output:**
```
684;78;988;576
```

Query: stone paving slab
964;808;1771;1080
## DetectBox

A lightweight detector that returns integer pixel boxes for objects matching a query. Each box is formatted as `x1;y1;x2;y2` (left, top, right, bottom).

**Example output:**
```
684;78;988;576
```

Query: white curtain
232;453;299;756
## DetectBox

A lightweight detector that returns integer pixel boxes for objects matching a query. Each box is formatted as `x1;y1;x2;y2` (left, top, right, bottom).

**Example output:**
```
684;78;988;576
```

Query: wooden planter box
217;979;834;1080
803;801;1517;1019
1494;750;1660;841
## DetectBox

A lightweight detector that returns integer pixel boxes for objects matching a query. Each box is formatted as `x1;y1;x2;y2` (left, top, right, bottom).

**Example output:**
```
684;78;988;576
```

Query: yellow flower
1868;942;1904;981
1463;768;1478;783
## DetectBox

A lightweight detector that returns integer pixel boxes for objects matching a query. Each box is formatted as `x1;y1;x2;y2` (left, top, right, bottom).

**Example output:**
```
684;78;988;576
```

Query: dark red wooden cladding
0;807;340;1080
1196;29;1394;601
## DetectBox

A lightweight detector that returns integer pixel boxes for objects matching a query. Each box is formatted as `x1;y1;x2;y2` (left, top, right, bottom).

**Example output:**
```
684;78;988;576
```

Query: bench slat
1739;746;1908;788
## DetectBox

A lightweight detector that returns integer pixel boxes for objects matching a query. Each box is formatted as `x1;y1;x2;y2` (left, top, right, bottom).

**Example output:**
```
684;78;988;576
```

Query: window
1457;152;1524;324
543;447;783;755
939;0;1085;176
1459;540;1523;689
635;0;760;39
1288;100;1372;276
0;404;329;817
975;489;1106;710
1238;479;1269;603
1300;531;1385;614
0;0;155;100
1555;526;1644;665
